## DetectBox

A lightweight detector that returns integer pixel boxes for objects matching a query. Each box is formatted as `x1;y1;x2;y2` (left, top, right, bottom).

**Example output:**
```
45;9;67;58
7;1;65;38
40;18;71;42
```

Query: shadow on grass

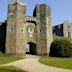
0;66;27;72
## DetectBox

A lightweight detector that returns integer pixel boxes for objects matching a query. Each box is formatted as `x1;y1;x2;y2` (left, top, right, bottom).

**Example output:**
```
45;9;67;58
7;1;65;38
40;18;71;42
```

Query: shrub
49;39;72;57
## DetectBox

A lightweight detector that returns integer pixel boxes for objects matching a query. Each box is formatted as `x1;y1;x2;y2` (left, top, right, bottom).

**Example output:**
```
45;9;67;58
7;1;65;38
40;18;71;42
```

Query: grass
0;66;27;72
0;52;23;64
39;56;72;69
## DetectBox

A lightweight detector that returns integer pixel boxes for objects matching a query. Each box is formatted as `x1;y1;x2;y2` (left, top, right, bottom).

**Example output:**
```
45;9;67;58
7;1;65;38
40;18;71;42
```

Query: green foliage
0;66;26;72
49;39;72;57
39;56;72;69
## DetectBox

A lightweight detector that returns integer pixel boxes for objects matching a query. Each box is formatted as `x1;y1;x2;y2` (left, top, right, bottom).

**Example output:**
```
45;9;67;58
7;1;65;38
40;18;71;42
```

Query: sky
0;0;72;26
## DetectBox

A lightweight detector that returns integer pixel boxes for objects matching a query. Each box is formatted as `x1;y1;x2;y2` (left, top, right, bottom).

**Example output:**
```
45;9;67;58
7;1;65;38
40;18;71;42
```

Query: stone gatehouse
1;1;53;56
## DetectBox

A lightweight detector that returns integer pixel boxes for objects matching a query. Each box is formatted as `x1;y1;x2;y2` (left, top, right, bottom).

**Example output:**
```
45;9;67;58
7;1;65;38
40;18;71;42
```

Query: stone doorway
26;42;36;55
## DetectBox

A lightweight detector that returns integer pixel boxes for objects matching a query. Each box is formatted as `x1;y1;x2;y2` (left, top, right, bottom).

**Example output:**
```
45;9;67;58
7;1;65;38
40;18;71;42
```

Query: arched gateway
5;0;53;56
26;42;36;55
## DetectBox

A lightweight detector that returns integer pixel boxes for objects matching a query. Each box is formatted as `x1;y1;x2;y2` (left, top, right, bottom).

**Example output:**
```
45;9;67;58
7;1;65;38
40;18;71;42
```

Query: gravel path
0;55;72;72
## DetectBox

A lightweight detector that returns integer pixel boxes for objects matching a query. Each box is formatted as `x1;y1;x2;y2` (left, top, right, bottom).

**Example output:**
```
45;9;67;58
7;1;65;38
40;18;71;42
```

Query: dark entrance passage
26;42;36;55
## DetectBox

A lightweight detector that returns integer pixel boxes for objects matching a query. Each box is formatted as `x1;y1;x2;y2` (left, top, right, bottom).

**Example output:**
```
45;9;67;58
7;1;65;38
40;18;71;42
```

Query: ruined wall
63;21;72;38
53;24;63;36
53;21;72;39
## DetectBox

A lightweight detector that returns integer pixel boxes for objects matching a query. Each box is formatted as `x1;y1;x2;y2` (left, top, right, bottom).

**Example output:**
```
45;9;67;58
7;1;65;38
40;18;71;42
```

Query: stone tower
6;0;26;55
34;4;53;55
6;0;53;56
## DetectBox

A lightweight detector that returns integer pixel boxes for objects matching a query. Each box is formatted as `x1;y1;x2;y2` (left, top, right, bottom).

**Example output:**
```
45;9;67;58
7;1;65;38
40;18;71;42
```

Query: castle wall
6;2;26;56
15;2;26;55
53;21;72;39
35;4;53;55
53;24;63;36
6;1;53;56
63;21;72;38
6;3;17;54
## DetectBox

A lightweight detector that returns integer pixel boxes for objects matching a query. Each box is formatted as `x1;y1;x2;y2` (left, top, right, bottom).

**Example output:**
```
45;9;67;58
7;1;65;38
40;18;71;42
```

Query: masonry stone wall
63;21;72;38
53;24;63;36
34;4;53;55
53;21;72;39
1;1;72;56
5;1;53;56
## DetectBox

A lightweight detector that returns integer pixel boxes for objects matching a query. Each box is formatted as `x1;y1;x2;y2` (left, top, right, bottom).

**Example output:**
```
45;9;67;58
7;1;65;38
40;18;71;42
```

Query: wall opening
26;42;36;55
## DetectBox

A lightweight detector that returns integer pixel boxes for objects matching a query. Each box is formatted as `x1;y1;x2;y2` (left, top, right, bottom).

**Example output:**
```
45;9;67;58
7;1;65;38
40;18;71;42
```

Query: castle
0;1;72;56
53;21;72;39
0;0;53;56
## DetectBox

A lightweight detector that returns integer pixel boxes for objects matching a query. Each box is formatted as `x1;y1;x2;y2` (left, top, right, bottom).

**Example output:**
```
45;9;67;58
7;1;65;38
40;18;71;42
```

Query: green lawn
39;56;72;69
0;53;23;64
0;66;27;72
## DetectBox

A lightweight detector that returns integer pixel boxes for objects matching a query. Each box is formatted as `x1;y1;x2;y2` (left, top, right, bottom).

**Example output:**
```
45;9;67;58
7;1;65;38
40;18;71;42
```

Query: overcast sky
0;0;72;26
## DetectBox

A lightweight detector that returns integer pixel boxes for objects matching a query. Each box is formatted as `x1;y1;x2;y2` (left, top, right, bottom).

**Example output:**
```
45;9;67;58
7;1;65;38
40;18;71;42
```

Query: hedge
49;39;72;57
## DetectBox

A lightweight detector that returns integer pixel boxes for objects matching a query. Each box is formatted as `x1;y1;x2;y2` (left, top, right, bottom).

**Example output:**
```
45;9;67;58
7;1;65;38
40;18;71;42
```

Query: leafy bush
49;39;72;57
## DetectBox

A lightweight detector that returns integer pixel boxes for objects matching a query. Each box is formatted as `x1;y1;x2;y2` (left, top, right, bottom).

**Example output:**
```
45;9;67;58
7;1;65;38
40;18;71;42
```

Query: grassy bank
39;56;72;69
0;53;22;64
0;66;27;72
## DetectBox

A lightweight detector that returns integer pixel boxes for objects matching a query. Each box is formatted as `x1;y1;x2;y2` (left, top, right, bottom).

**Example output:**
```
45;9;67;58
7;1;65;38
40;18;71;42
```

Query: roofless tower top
9;0;26;5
